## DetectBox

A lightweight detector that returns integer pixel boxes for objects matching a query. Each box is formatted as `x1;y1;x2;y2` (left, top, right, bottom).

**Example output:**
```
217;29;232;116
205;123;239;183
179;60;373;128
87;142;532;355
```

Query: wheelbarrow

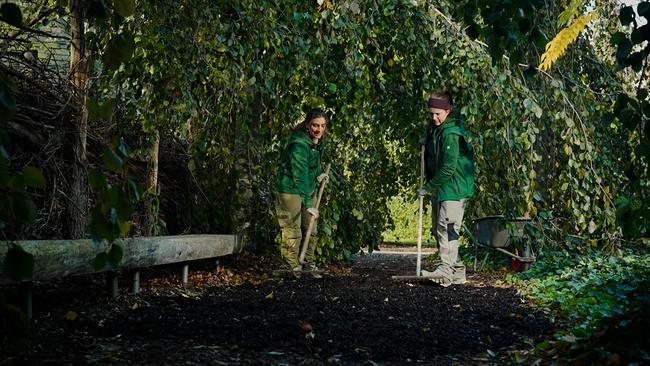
463;215;536;272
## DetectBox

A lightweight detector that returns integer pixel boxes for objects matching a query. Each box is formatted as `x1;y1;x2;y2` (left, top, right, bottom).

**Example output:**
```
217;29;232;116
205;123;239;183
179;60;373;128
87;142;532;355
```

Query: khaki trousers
431;197;466;280
276;192;317;268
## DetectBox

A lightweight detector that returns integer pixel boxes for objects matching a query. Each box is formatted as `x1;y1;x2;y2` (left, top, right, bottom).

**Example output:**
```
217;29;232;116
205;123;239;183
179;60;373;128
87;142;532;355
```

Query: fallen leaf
300;320;313;333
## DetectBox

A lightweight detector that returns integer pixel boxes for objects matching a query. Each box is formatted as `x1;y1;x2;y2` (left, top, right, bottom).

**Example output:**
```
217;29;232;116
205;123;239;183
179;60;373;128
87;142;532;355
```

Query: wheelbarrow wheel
510;242;532;272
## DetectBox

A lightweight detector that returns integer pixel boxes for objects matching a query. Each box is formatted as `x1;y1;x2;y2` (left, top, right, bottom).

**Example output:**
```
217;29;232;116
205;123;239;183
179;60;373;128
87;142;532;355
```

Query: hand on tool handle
416;188;427;197
316;173;329;184
307;207;319;219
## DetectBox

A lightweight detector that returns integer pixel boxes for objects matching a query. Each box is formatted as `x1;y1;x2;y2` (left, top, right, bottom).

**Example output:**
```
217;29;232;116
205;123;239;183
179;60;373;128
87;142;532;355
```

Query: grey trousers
431;197;466;280
275;192;317;268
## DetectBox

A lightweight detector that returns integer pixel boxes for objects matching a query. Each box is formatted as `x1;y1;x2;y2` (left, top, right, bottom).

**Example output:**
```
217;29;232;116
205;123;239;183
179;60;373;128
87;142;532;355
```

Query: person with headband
417;91;475;286
275;108;329;274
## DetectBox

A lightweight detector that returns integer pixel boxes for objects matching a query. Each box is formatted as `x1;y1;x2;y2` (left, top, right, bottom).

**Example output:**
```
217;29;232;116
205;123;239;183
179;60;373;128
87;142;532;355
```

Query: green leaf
92;252;109;271
114;0;135;17
616;38;632;64
12;192;37;224
116;137;129;158
85;0;109;19
3;244;34;281
615;196;629;209
128;179;141;201
22;167;45;189
610;32;626;46
87;98;100;119
327;83;338;93
107;243;123;268
115;191;132;221
102;33;135;70
619;6;635;26
638;2;650;18
118;32;135;63
102;41;122;71
102;148;124;173
88;98;117;120
630;24;650;45
88;168;107;192
118;220;131;237
90;208;112;244
0;3;23;27
627;51;645;72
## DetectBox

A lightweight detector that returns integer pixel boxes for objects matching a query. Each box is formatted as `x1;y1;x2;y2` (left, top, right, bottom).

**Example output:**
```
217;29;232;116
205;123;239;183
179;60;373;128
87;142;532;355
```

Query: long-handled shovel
298;163;331;265
392;144;429;282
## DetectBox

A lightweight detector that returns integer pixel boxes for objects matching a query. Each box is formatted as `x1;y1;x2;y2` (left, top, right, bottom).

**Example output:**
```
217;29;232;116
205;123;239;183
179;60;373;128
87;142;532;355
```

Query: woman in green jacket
417;91;475;287
275;109;329;272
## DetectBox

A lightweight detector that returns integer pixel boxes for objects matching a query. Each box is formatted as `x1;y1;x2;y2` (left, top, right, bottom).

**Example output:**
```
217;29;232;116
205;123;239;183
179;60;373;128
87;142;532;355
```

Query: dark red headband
428;98;451;110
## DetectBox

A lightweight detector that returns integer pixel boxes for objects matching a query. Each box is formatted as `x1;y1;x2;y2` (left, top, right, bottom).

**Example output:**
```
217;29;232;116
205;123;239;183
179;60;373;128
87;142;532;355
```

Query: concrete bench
0;234;241;318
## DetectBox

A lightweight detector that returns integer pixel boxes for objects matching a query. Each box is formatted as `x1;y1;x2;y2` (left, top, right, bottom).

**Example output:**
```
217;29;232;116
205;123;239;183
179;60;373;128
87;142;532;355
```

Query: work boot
420;267;452;287
304;263;323;278
430;276;452;287
291;265;303;278
452;264;466;285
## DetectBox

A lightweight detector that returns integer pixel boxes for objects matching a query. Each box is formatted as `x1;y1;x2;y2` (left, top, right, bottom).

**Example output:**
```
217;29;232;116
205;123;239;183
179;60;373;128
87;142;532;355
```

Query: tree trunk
231;90;262;248
144;130;160;236
68;0;89;239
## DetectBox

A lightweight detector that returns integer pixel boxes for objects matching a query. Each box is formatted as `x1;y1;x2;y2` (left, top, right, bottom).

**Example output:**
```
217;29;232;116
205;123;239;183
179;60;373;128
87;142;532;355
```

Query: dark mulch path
1;252;553;365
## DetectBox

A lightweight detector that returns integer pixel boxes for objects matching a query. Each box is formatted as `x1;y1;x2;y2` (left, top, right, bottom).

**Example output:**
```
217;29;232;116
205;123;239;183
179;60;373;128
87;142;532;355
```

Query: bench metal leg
107;271;119;299
181;264;189;284
131;271;140;294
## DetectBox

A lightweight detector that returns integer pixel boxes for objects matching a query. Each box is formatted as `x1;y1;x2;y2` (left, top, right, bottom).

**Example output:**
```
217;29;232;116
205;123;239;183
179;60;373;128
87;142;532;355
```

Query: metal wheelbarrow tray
465;215;536;271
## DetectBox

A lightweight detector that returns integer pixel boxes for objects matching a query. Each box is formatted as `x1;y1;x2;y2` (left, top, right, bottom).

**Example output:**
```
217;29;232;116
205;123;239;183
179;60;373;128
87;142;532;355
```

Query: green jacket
423;111;475;201
275;131;325;207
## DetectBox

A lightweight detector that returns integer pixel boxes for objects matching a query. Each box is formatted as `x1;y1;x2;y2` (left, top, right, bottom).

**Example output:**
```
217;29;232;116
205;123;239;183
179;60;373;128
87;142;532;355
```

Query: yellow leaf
64;310;78;321
265;291;274;299
539;12;595;71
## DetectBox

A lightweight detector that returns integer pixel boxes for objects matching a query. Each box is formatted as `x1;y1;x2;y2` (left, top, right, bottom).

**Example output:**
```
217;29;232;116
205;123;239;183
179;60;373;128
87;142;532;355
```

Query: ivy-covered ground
1;252;555;365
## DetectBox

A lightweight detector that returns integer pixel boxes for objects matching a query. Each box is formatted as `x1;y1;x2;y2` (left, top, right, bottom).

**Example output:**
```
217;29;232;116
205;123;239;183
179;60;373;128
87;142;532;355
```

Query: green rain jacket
423;111;475;201
276;131;325;208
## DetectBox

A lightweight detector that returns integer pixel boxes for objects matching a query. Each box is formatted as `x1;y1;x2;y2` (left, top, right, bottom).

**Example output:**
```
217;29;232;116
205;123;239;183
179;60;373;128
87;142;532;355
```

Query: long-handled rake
299;163;331;265
391;144;432;282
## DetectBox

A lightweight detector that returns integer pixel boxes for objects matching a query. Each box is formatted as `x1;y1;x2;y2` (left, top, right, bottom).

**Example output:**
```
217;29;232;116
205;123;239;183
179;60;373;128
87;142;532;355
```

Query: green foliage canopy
82;0;647;259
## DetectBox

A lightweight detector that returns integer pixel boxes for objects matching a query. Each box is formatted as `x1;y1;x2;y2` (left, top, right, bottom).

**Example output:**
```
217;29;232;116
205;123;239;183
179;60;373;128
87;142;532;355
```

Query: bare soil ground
1;251;553;366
